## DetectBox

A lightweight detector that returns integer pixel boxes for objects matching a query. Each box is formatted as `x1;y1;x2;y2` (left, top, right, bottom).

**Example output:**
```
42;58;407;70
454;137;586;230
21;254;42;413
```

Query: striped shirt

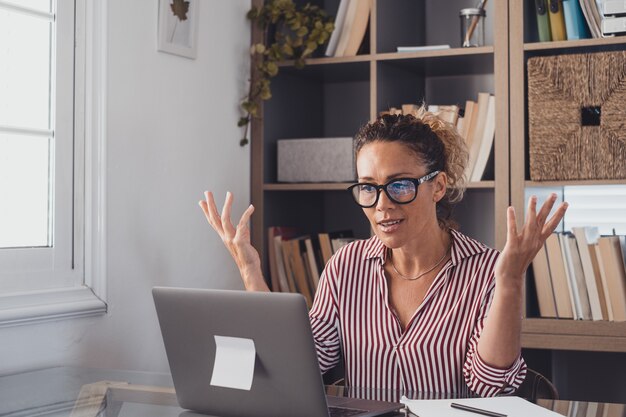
309;229;526;397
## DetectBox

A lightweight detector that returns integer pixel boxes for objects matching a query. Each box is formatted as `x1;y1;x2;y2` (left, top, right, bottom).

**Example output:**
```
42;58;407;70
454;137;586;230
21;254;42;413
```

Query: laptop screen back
153;287;329;417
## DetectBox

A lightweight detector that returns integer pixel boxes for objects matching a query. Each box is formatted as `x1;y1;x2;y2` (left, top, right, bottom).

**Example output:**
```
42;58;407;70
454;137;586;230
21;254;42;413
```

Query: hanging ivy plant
238;0;334;146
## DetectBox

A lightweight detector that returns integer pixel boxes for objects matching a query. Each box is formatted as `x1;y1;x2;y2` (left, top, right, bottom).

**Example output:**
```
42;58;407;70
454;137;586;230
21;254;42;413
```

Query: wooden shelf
264;181;496;191
524;36;626;51
525;179;626;187
522;319;626;352
264;183;352;191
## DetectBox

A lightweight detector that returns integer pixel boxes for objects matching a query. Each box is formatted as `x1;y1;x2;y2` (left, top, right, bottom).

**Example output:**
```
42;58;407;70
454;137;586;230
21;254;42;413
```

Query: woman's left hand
495;193;568;291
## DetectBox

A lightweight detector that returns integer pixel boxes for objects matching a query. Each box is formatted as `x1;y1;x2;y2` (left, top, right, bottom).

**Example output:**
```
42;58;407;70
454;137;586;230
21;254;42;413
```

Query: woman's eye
389;181;413;195
360;184;376;193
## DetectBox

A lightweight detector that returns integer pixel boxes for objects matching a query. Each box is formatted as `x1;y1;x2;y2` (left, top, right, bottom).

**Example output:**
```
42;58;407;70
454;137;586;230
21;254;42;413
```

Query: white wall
0;0;251;375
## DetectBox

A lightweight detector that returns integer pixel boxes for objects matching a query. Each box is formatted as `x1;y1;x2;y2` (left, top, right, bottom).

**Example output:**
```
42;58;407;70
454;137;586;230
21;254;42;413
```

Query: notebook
153;287;403;417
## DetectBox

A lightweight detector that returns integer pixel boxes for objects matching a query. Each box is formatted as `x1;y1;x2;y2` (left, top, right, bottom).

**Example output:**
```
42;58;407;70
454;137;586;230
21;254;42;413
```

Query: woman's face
355;141;446;250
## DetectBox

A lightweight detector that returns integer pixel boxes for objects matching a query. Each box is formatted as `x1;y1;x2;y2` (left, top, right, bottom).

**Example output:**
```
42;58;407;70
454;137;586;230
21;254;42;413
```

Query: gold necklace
389;247;449;281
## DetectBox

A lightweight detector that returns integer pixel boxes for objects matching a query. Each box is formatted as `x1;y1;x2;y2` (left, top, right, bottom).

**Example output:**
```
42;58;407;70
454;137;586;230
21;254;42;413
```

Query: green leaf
240;137;249;146
237;117;249;127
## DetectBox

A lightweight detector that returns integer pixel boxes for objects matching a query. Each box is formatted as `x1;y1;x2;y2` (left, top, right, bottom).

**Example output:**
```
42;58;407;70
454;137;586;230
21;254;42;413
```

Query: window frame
0;0;108;327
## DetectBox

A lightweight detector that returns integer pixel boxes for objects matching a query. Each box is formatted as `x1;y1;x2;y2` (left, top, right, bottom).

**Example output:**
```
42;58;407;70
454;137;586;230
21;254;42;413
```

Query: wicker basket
527;51;626;181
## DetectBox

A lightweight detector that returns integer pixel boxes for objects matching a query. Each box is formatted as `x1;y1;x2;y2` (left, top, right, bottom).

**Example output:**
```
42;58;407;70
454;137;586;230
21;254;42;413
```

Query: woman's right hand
199;191;269;292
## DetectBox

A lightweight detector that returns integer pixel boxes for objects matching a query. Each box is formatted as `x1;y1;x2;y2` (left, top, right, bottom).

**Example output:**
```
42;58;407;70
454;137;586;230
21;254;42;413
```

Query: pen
450;402;507;417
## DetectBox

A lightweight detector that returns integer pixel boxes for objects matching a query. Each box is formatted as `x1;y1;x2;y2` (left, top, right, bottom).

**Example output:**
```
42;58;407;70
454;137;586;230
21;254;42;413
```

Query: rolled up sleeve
463;283;527;397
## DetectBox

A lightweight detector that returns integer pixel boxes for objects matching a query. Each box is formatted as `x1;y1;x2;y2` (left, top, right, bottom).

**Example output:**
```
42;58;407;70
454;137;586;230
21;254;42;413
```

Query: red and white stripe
309;229;526;397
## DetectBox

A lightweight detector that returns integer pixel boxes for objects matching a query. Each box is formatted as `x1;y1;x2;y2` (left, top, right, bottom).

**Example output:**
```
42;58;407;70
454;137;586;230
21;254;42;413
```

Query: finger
536;193;557;225
204;191;224;233
221;191;237;236
542;201;569;238
525;195;537;227
507;206;518;243
237;204;255;230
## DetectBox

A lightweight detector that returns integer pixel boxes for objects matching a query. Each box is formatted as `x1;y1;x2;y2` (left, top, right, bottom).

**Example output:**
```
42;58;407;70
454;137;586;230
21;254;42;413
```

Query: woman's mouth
378;219;403;233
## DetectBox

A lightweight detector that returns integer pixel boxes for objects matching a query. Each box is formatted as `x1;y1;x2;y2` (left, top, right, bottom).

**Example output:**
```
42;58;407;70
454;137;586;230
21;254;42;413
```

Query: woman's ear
433;172;447;203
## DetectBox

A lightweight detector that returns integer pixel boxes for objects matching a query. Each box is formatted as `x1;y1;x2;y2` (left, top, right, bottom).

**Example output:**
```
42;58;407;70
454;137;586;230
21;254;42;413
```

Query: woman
199;110;567;397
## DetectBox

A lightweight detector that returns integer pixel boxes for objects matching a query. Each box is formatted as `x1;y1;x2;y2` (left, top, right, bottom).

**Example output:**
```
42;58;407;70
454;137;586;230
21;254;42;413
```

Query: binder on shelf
268;226;298;292
342;0;371;56
545;233;574;319
578;0;600;37
535;0;553;41
548;0;568;41
601;16;626;34
469;95;495;182
597;236;626;321
465;92;490;181
600;0;626;15
334;0;370;57
571;227;604;320
562;0;591;39
532;242;558;317
325;0;350;57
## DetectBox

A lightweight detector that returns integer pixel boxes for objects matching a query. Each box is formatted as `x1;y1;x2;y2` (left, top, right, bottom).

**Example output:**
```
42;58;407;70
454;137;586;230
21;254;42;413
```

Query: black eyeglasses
347;171;440;208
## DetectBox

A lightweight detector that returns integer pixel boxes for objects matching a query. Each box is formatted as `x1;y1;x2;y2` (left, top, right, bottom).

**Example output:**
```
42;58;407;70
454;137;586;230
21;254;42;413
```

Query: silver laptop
153;287;403;417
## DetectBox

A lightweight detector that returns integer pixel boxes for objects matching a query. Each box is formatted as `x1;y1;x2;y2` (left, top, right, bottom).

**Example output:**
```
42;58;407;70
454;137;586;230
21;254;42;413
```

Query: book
469;94;495;182
532;242;558;317
563;0;591;39
465;92;490;181
268;226;298;292
288;238;314;308
564;233;593;320
342;0;370;56
318;232;334;266
437;105;460;125
455;115;465;136
535;0;553;42
601;15;626;34
545;233;574;318
579;0;599;37
572;227;604;320
396;44;451;52
548;0;568;40
333;0;357;56
331;237;355;253
600;0;626;15
459;100;476;142
594;243;614;320
280;237;298;293
325;0;350;57
304;237;321;291
402;103;420;116
598;236;626;321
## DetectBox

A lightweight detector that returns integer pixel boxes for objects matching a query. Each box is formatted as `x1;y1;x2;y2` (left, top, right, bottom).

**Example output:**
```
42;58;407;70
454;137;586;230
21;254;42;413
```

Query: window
0;0;107;326
525;185;626;236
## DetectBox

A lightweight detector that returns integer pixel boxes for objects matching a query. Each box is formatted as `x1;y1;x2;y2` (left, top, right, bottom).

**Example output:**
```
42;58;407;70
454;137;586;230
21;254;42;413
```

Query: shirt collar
363;228;489;264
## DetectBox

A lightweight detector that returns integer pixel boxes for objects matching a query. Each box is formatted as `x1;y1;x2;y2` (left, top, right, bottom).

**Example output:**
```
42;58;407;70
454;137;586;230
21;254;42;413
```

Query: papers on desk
400;395;564;417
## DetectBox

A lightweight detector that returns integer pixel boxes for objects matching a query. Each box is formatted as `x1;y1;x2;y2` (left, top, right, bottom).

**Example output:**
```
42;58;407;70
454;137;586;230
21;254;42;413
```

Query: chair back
515;368;559;401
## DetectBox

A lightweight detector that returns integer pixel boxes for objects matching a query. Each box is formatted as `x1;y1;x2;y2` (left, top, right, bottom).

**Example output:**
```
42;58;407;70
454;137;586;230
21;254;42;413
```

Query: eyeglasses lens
351;180;417;207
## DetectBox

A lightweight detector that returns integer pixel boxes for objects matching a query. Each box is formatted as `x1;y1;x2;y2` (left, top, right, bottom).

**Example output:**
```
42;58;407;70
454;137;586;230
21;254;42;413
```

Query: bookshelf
250;0;510;288
509;0;626;353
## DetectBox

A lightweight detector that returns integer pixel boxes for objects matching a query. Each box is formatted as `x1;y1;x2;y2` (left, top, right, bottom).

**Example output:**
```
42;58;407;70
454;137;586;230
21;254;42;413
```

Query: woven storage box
277;137;355;182
527;51;626;181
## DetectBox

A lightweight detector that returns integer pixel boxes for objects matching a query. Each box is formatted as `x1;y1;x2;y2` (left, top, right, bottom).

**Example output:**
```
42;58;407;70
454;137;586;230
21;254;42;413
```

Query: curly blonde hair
353;106;469;229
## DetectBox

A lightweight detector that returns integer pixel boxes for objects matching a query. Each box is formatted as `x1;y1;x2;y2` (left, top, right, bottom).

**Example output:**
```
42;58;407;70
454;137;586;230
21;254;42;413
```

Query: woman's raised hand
199;191;269;292
496;193;568;291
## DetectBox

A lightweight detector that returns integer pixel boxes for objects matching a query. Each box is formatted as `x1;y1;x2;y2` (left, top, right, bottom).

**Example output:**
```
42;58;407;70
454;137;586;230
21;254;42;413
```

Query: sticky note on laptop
210;335;256;390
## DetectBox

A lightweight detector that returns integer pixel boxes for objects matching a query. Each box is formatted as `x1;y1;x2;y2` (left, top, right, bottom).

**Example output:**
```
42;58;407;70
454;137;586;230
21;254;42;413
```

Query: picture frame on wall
157;0;199;59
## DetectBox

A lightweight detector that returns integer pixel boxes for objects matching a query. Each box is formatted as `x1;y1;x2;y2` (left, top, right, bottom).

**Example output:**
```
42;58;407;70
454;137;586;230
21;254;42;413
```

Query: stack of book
381;93;496;183
534;0;626;42
324;0;370;57
267;227;355;307
532;228;626;321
